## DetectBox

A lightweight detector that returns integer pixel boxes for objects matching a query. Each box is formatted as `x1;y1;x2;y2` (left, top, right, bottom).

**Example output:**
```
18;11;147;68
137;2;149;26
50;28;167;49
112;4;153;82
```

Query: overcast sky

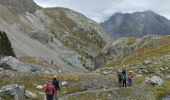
34;0;170;23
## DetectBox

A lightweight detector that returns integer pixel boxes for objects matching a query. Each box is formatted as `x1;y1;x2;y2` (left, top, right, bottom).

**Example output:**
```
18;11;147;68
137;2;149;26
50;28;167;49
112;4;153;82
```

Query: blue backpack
123;76;127;81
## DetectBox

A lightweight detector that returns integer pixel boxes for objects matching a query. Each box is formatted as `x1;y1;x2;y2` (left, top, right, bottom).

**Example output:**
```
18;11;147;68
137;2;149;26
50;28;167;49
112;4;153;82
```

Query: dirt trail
59;88;120;100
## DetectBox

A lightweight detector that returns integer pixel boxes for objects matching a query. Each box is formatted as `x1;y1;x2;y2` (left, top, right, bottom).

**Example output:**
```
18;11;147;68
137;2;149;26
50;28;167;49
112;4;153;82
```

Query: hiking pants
128;80;132;87
118;79;122;87
46;94;54;100
123;80;127;87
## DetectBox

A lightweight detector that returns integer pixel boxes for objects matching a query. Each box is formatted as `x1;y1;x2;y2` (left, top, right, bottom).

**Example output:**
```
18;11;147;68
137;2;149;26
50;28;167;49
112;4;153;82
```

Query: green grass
156;80;170;99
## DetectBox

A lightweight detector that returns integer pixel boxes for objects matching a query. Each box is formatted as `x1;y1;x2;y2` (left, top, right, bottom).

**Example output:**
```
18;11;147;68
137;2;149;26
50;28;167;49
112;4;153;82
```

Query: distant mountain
101;10;170;38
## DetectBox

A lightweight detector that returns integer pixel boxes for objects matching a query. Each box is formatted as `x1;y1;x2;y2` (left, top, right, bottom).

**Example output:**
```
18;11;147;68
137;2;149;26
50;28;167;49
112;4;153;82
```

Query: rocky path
59;88;120;100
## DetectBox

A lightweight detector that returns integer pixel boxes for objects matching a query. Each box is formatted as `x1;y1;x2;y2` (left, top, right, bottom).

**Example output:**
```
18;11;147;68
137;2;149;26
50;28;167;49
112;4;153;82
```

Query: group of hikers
43;68;133;100
44;76;60;100
117;68;133;87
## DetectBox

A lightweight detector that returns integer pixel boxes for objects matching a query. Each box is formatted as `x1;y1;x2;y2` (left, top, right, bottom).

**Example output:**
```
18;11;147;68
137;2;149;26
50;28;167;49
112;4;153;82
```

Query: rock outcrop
145;76;164;86
0;56;56;73
0;84;37;100
0;0;39;13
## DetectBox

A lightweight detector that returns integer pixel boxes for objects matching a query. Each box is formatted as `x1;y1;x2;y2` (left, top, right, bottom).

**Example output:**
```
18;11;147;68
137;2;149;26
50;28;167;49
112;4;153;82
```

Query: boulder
154;70;161;76
166;75;170;80
62;81;68;86
0;84;38;100
0;56;56;73
0;84;25;100
138;70;147;75
36;85;43;89
145;76;164;86
25;90;38;100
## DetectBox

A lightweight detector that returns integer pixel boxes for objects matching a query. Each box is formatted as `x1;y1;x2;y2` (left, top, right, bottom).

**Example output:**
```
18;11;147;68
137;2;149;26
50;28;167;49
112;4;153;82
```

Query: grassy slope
104;36;170;67
102;36;170;99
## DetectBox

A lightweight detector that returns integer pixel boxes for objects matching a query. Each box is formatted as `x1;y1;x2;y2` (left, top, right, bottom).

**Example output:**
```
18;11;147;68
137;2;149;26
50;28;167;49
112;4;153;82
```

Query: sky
34;0;170;23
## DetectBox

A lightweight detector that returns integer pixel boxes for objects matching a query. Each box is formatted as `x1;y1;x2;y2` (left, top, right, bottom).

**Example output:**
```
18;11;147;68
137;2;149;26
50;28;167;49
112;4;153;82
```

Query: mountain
0;0;111;72
101;10;170;38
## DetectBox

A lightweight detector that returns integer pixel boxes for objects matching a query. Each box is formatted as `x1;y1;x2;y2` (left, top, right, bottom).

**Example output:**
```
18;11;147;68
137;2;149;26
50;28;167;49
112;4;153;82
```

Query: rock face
0;84;37;100
145;76;164;86
0;56;56;73
0;0;110;72
101;10;170;38
0;0;39;13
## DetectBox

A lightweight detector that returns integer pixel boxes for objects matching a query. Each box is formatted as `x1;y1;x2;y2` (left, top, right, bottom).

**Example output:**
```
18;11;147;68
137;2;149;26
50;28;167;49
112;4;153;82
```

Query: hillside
0;0;111;72
101;11;170;38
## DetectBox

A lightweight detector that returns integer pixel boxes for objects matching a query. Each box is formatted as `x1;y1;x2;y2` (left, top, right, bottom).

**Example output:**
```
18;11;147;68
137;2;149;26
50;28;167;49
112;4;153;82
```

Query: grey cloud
34;0;170;23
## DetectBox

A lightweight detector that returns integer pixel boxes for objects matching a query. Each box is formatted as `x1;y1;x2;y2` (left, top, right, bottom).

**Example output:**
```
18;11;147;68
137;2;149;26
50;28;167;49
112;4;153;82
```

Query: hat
53;76;57;78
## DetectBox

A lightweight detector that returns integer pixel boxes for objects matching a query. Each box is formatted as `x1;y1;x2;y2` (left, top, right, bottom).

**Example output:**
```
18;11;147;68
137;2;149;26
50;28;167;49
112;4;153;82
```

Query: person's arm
57;81;61;91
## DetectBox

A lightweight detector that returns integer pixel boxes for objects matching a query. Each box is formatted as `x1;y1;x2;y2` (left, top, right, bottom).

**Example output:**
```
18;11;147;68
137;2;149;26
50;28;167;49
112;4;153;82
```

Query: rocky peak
0;0;40;13
101;10;170;38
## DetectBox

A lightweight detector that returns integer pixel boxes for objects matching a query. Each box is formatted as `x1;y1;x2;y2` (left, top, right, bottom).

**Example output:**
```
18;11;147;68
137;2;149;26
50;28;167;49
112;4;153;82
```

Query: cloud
34;0;170;23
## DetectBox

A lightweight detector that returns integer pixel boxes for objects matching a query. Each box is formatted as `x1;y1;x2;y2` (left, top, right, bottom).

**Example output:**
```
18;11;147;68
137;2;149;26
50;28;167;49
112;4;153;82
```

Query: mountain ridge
101;10;170;39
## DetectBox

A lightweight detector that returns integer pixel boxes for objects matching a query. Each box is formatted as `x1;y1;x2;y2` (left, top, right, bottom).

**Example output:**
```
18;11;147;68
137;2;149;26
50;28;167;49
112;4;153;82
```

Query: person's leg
46;95;51;100
125;81;127;87
128;80;130;87
120;80;122;87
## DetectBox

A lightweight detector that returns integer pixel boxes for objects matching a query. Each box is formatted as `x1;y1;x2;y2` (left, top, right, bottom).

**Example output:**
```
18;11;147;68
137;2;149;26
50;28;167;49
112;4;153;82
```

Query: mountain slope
101;11;170;38
0;0;111;72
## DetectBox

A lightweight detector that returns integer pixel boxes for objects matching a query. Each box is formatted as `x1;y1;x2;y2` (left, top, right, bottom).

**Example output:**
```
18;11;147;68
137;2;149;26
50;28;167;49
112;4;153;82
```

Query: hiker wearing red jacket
128;74;133;87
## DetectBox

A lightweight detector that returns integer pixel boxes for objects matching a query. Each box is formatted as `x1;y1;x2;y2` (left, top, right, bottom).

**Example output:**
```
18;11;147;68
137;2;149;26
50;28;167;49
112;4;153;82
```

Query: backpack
118;73;123;80
44;82;55;95
123;76;127;81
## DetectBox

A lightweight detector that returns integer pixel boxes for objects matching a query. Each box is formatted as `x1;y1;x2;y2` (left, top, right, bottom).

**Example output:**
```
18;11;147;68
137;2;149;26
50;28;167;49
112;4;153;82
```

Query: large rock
25;90;38;100
145;76;164;86
0;56;56;73
166;75;170;80
0;84;25;100
0;84;37;100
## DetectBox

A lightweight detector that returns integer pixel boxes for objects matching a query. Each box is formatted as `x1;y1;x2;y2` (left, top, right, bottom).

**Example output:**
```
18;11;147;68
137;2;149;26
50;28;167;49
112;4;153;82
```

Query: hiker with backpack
128;74;133;87
122;75;127;87
52;76;60;100
117;69;123;87
44;81;56;100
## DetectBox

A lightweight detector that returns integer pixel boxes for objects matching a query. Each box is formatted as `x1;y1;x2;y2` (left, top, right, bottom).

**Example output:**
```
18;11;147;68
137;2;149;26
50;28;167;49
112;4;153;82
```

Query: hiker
117;69;123;87
128;74;133;87
44;81;56;100
52;76;60;100
122;75;127;87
